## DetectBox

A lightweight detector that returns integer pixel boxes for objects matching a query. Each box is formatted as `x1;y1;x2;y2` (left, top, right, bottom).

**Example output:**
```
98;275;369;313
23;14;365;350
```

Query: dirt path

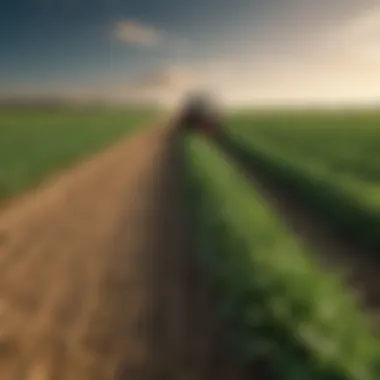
215;136;380;331
0;126;242;380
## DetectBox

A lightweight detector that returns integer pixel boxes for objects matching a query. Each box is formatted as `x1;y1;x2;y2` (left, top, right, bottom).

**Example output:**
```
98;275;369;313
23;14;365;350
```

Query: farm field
183;133;380;380
2;106;380;379
0;108;157;201
183;108;380;378
222;109;380;251
226;109;380;189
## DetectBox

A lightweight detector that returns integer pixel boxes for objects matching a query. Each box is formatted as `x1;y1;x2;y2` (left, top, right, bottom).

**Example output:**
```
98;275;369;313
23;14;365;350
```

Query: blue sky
1;0;257;86
1;0;380;105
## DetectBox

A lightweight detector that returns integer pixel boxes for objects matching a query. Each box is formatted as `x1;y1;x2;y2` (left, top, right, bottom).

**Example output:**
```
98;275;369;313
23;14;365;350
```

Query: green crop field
226;109;380;186
181;108;380;378
182;133;380;380
220;109;380;251
0;108;157;200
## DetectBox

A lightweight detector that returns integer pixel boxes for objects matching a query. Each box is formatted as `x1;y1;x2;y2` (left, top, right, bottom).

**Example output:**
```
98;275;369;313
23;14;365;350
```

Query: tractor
176;92;223;137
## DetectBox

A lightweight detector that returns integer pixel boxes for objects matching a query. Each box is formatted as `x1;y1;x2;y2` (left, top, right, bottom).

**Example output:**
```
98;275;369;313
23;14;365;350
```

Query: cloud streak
112;18;191;61
113;20;163;47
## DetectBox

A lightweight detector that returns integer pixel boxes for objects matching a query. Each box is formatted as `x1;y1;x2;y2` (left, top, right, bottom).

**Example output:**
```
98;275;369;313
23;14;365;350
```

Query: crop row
219;121;380;253
181;134;380;379
225;110;380;185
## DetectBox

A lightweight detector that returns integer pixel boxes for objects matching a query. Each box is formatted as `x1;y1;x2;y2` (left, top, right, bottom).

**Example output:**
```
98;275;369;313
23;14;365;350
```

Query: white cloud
112;19;191;57
113;20;163;47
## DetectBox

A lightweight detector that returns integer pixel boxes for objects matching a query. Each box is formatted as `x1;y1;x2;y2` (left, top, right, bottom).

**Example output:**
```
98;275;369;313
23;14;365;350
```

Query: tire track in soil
0;124;246;380
215;135;380;331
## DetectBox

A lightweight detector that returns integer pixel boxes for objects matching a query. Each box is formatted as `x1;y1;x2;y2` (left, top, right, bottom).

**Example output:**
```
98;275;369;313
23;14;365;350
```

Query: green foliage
182;135;380;379
0;108;156;199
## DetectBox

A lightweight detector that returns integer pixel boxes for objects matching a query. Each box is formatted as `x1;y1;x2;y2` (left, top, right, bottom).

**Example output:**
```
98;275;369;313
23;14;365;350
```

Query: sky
1;0;380;106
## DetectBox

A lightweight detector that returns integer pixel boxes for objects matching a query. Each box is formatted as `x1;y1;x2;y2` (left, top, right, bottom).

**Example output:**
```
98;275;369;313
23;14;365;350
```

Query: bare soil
0;125;244;380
